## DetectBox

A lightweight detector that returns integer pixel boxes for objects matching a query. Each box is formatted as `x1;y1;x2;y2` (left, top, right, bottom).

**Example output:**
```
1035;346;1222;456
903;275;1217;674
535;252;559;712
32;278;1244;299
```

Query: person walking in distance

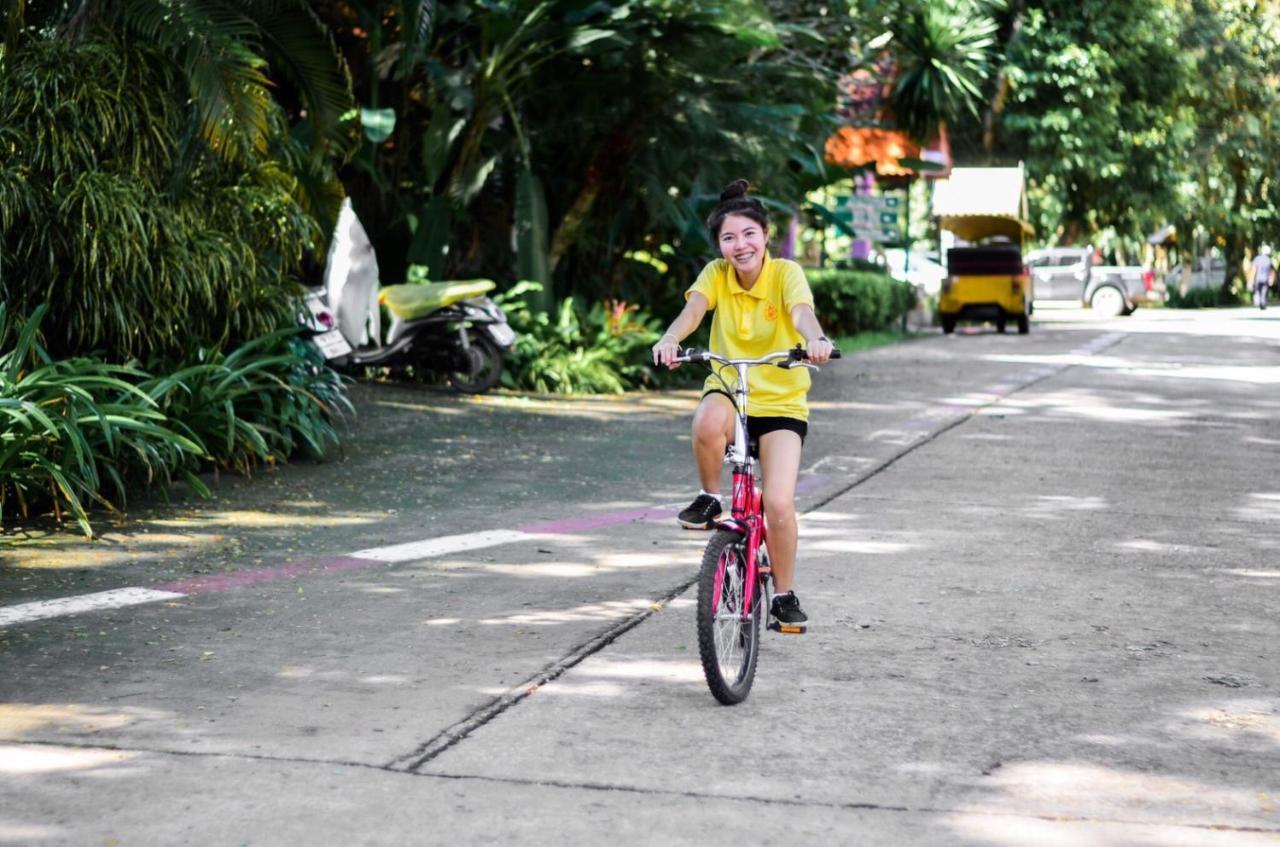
1251;245;1273;310
651;179;834;626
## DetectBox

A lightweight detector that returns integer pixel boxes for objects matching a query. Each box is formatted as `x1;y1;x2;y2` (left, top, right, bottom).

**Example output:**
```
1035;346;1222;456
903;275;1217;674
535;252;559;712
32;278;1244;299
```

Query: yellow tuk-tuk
931;166;1035;334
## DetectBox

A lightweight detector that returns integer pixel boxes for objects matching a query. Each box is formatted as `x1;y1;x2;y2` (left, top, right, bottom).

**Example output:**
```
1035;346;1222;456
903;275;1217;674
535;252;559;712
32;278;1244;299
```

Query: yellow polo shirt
687;254;816;420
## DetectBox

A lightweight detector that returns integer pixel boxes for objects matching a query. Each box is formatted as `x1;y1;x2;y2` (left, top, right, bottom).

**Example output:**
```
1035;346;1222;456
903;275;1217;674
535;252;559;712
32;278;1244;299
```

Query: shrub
1166;284;1249;308
144;331;352;478
0;306;205;536
806;268;917;336
496;284;672;394
0;37;326;362
0;307;350;536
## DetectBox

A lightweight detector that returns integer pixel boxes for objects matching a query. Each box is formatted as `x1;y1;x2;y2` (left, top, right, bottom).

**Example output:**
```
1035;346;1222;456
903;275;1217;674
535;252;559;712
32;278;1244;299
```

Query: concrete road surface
2;308;1278;845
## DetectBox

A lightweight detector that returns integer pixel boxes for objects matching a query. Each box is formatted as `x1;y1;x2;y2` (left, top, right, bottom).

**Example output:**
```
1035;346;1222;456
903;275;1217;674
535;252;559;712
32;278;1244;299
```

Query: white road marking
0;588;185;627
350;529;533;563
1;332;1132;628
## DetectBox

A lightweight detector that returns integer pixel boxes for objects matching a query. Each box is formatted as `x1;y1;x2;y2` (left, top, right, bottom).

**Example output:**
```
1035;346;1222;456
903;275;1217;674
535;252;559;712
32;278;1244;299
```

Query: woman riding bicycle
652;179;833;626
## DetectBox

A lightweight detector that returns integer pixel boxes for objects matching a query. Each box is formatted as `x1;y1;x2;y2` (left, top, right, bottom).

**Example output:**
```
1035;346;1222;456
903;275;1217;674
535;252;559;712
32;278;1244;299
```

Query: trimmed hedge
806;268;917;336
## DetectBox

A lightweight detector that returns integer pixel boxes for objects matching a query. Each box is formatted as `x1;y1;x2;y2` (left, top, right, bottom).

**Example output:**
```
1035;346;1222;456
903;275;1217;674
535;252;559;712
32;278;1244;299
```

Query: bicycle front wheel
696;530;762;705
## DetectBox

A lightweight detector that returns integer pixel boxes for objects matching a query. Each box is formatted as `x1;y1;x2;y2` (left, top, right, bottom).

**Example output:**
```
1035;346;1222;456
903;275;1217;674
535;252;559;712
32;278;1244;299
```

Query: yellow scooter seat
379;279;496;321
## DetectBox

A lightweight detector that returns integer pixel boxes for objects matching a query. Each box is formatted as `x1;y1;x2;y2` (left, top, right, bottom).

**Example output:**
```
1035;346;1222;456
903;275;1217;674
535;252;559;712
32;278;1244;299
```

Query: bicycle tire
696;529;761;705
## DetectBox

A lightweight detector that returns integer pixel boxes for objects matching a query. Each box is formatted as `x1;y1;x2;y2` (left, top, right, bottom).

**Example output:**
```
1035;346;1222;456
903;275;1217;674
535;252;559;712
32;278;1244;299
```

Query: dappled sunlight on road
0;743;136;776
570;656;704;685
1235;493;1280;521
797;512;924;554
0;819;64;843
1176;699;1280;748
985;389;1200;425
460;390;698;422
370;398;471;416
1215;568;1280;580
1;503;387;571
276;666;413;687
949;759;1280;845
1023;496;1109;519
0;703;161;738
477;598;656;626
985;349;1280;386
0;532;226;570
151;510;383;528
1115;539;1203;554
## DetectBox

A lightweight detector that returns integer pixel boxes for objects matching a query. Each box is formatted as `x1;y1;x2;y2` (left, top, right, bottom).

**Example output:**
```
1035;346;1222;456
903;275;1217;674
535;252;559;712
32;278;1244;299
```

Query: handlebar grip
829;348;842;359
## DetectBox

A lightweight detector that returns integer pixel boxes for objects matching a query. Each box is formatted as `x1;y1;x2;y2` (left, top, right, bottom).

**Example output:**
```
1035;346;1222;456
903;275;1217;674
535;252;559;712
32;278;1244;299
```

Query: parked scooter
302;199;516;394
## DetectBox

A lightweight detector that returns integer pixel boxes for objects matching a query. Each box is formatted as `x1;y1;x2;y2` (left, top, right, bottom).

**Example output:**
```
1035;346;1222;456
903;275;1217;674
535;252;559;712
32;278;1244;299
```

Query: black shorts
703;390;807;457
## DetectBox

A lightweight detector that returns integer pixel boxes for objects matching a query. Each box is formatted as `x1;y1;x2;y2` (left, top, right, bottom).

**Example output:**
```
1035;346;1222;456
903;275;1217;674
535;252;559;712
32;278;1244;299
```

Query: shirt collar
728;252;773;299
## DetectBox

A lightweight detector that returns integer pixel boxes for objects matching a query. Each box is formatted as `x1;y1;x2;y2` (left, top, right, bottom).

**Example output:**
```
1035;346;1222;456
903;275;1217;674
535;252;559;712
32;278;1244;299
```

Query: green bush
0;37;326;362
144;331;352;478
496;284;672;394
1165;284;1249;308
806;268;917;336
0;307;350;537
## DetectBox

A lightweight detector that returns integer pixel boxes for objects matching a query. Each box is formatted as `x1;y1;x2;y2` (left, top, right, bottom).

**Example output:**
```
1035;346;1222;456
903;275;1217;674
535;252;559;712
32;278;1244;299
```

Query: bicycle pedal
767;621;806;635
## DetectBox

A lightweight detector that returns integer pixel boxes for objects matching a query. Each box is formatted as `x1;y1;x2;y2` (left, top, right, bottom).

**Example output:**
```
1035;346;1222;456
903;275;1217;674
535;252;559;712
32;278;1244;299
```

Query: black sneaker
771;591;808;625
677;494;722;529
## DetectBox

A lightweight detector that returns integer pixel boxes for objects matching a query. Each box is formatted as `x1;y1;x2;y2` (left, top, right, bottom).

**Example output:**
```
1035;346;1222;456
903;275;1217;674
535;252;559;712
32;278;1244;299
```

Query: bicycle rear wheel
696;530;762;705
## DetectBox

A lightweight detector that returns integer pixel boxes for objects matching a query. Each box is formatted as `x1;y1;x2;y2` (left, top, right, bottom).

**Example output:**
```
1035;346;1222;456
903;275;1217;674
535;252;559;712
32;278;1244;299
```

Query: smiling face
716;213;768;285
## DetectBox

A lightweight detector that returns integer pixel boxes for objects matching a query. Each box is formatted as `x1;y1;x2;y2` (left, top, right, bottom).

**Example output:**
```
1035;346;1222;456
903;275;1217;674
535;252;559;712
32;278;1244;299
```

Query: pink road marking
156;556;378;595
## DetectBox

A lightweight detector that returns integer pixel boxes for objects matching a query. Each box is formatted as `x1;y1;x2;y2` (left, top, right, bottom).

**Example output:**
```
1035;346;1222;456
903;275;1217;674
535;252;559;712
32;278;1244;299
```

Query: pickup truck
1024;247;1159;316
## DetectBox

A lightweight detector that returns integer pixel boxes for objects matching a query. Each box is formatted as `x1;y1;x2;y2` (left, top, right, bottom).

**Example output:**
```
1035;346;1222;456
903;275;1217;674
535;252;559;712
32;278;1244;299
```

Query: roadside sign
820;193;904;242
847;195;902;242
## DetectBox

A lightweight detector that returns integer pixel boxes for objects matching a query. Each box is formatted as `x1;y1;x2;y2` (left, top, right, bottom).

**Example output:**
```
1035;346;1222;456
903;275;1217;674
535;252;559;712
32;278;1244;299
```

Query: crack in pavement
376;332;1132;773
6;737;1277;836
384;576;698;772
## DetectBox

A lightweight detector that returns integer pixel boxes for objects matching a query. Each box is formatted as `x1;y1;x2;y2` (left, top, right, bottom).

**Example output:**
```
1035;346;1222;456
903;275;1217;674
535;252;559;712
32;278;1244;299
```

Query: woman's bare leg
758;430;803;593
691;393;737;494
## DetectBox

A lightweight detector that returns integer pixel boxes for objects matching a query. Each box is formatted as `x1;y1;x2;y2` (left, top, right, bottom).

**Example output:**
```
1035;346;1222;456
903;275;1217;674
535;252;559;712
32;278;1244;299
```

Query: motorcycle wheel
448;332;504;394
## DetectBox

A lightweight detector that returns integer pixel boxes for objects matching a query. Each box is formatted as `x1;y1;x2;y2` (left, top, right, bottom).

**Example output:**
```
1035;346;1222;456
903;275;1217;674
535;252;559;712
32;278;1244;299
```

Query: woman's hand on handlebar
652;334;682;369
806;336;835;364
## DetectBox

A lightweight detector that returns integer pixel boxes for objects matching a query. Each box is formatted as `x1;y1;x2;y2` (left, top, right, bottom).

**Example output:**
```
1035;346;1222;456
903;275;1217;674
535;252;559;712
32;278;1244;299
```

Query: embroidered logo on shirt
764;303;778;321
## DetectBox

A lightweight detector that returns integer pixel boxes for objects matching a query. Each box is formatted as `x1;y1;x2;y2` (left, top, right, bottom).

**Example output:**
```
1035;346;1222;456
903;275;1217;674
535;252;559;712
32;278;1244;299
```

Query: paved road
2;309;1279;844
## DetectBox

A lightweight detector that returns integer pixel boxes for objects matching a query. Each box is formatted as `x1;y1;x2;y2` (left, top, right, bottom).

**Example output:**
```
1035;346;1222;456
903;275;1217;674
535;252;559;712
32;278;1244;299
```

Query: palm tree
10;0;355;163
887;0;998;144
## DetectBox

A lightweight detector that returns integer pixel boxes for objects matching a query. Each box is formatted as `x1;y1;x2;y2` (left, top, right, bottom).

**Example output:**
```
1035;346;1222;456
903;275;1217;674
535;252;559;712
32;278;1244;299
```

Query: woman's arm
652;292;709;368
790;304;834;364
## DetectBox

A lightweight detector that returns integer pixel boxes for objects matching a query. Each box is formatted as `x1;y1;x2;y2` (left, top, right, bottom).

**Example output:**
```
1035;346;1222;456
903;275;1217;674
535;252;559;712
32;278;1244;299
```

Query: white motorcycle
304;199;516;394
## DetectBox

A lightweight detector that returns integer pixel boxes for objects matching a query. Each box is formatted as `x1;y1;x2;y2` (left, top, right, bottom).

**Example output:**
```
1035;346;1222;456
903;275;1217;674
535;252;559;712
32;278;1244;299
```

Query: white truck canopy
932;165;1034;242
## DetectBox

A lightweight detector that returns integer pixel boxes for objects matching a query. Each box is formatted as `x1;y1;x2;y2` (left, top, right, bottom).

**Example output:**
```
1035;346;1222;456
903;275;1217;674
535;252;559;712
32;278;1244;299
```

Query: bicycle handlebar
673;343;841;368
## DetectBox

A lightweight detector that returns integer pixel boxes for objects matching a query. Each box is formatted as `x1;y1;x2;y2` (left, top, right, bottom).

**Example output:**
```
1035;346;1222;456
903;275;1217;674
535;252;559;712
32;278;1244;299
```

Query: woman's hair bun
719;179;751;203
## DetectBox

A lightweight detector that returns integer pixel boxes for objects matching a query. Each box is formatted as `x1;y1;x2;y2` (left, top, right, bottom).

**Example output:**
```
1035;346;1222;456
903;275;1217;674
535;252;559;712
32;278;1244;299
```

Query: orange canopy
825;126;951;178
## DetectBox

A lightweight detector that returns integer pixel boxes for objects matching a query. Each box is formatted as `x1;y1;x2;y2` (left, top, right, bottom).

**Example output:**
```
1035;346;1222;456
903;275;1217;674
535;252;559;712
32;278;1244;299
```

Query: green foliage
806;268;917;335
0;306;350;536
888;0;999;143
1000;0;1192;242
0;305;205;536
496;284;667;394
1165;285;1248;309
144;330;353;478
0;37;325;362
316;0;854;301
12;0;357;165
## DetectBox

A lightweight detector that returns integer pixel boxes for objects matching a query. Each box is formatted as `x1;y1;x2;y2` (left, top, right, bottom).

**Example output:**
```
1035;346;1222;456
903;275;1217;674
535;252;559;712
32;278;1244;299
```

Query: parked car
1164;256;1228;293
882;248;947;296
1024;247;1158;317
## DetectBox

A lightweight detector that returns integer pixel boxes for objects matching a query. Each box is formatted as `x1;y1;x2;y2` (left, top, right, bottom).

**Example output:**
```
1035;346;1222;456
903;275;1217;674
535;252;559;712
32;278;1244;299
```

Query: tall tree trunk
982;0;1026;157
547;124;634;274
1223;161;1248;295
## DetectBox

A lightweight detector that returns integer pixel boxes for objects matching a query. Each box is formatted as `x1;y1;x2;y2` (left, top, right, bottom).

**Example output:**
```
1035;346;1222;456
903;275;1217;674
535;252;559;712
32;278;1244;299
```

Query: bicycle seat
379;279;496;320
